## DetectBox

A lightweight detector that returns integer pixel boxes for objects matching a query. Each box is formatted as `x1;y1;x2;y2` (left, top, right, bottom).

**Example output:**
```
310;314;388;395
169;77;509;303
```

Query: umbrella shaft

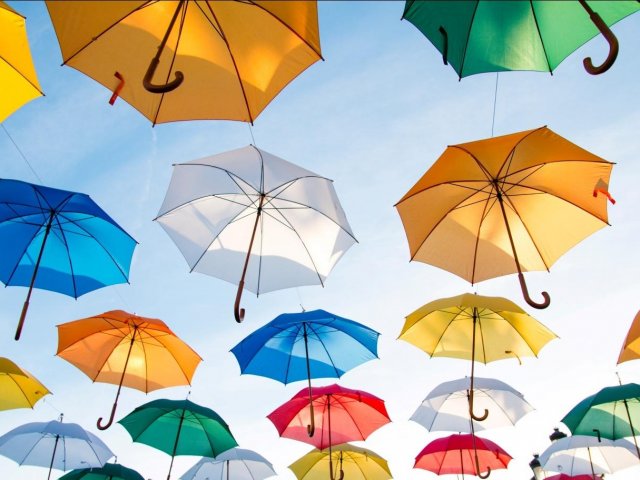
47;435;60;480
167;409;187;480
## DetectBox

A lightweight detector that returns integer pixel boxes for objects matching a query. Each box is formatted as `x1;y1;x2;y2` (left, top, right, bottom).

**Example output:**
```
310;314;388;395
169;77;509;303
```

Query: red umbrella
268;384;390;480
415;434;511;479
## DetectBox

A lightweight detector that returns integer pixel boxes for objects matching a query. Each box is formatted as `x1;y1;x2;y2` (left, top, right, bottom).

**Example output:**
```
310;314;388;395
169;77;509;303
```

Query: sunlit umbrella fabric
289;444;392;480
0;357;50;410
46;1;322;124
231;309;379;383
180;448;276;480
617;310;640;364
411;376;534;433
0;1;43;122
59;463;144;480
402;1;640;77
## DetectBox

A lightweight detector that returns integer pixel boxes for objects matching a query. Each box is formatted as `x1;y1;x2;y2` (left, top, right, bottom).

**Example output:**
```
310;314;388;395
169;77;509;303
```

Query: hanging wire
41;396;63;416
491;72;499;137
113;285;132;311
295;287;305;312
247;122;256;146
2;124;43;183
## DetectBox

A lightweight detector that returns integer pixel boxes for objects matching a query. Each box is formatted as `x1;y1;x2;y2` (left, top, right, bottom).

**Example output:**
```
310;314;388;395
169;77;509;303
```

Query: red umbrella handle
578;0;619;75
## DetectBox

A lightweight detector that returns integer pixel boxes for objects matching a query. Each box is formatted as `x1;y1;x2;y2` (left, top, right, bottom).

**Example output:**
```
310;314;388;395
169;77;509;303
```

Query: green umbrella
402;0;640;77
118;399;237;480
561;383;640;457
59;463;144;480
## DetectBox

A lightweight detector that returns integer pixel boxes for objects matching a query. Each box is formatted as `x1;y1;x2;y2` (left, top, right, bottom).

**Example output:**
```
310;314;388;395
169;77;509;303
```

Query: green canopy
402;0;640;77
59;463;144;480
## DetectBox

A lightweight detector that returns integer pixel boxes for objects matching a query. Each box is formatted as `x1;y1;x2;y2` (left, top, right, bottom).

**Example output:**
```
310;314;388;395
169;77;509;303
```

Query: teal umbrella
402;0;640;77
561;383;640;458
59;463;144;480
118;399;237;480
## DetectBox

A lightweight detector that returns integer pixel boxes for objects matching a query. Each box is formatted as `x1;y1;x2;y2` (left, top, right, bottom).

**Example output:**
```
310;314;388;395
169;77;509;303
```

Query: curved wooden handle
234;280;245;323
518;273;550;309
478;466;491;479
468;387;489;422
143;57;184;93
97;401;118;430
307;400;315;437
579;0;619;75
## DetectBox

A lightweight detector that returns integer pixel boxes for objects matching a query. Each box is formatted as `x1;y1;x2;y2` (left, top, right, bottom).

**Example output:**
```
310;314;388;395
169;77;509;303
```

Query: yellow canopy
0;357;50;410
0;1;43;122
290;444;392;480
618;310;640;364
46;0;322;124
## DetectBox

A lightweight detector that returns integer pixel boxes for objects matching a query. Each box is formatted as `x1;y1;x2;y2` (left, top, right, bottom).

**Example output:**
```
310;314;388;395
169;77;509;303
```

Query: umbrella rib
52;214;78;299
307;322;341;378
156;193;256;218
496;126;546;178
333;395;369;441
281;326;297;384
529;1;554;73
395;179;496;205
3;217;45;286
471;186;496;284
7;373;39;407
458;2;481;78
0;54;43;95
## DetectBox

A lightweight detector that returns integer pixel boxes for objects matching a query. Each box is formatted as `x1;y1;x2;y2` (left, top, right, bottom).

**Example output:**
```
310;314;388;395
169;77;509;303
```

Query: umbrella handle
234;280;246;323
469;392;489;422
579;0;619;75
329;467;345;480
477;466;491;479
439;26;448;65
97;401;118;430
307;400;315;437
518;273;550;309
143;57;184;94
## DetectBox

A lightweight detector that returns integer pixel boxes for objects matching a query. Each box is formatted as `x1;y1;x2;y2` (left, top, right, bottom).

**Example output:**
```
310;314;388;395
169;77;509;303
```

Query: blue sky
1;1;640;479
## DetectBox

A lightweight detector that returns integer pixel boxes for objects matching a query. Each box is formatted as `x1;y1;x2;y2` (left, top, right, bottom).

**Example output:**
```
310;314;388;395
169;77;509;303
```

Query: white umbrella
539;435;639;477
156;145;356;323
0;419;114;479
410;376;534;433
180;448;276;480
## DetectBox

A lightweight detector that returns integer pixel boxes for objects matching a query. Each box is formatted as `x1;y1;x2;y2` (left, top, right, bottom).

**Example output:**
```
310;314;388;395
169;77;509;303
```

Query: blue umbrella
0;179;136;340
230;309;379;435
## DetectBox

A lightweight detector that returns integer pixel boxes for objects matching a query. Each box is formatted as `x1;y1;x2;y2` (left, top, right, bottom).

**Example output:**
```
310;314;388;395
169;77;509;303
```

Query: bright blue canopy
230;309;380;384
0;179;136;297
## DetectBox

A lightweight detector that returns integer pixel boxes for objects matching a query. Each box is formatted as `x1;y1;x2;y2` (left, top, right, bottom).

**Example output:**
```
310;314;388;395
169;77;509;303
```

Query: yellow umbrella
46;0;322;124
56;310;202;430
0;357;50;411
618;310;640;364
399;293;557;422
290;444;392;480
395;126;614;309
0;1;43;122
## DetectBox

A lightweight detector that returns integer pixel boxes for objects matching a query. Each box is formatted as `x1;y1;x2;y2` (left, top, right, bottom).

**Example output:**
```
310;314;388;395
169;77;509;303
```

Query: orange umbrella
618;310;640;364
56;310;201;430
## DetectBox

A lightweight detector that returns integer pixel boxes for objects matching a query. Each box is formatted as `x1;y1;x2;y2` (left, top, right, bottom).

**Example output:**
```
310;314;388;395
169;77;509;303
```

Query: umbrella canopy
0;178;137;340
0;1;43;122
59;463;145;480
179;448;276;480
289;443;392;480
156;145;356;323
411;376;534;433
57;310;202;430
46;1;322;124
119;399;237;479
395;126;614;309
414;433;511;478
0;356;51;410
539;435;639;477
617;310;640;364
0;419;114;480
399;293;556;421
402;1;640;77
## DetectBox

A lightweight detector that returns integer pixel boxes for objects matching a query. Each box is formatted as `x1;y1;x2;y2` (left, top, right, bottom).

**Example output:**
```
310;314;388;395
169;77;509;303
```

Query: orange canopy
618;311;640;364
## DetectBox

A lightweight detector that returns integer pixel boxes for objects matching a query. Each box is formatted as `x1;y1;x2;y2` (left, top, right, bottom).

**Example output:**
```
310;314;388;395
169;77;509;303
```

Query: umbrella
399;293;556;422
59;463;145;480
56;310;202;430
0;178;137;340
118;399;237;480
562;383;640;457
617;310;640;364
179;448;276;480
46;1;322;124
155;145;356;323
289;443;392;480
402;1;640;77
410;376;534;433
539;435;639;477
230;309;379;435
0;418;114;480
0;356;51;410
414;433;511;479
0;1;43;122
545;475;603;480
395;126;614;309
268;384;390;480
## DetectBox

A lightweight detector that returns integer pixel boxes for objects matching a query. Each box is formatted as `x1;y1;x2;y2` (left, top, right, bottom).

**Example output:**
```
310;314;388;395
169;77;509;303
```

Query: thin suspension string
491;72;499;137
2;124;43;183
296;287;305;312
247;123;256;146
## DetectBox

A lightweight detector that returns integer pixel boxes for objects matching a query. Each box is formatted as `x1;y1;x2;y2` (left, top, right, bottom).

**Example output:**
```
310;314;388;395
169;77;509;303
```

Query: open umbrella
289;444;392;480
0;179;137;340
56;310;202;430
0;418;114;480
0;1;43;122
119;399;237;480
179;448;276;480
0;357;51;411
59;463;145;480
395;126;614;309
402;1;640;77
539;435;639;477
231;309;379;435
411;376;534;433
268;384;390;480
399;293;556;422
617;310;640;364
414;433;511;479
156;145;356;323
46;1;322;124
